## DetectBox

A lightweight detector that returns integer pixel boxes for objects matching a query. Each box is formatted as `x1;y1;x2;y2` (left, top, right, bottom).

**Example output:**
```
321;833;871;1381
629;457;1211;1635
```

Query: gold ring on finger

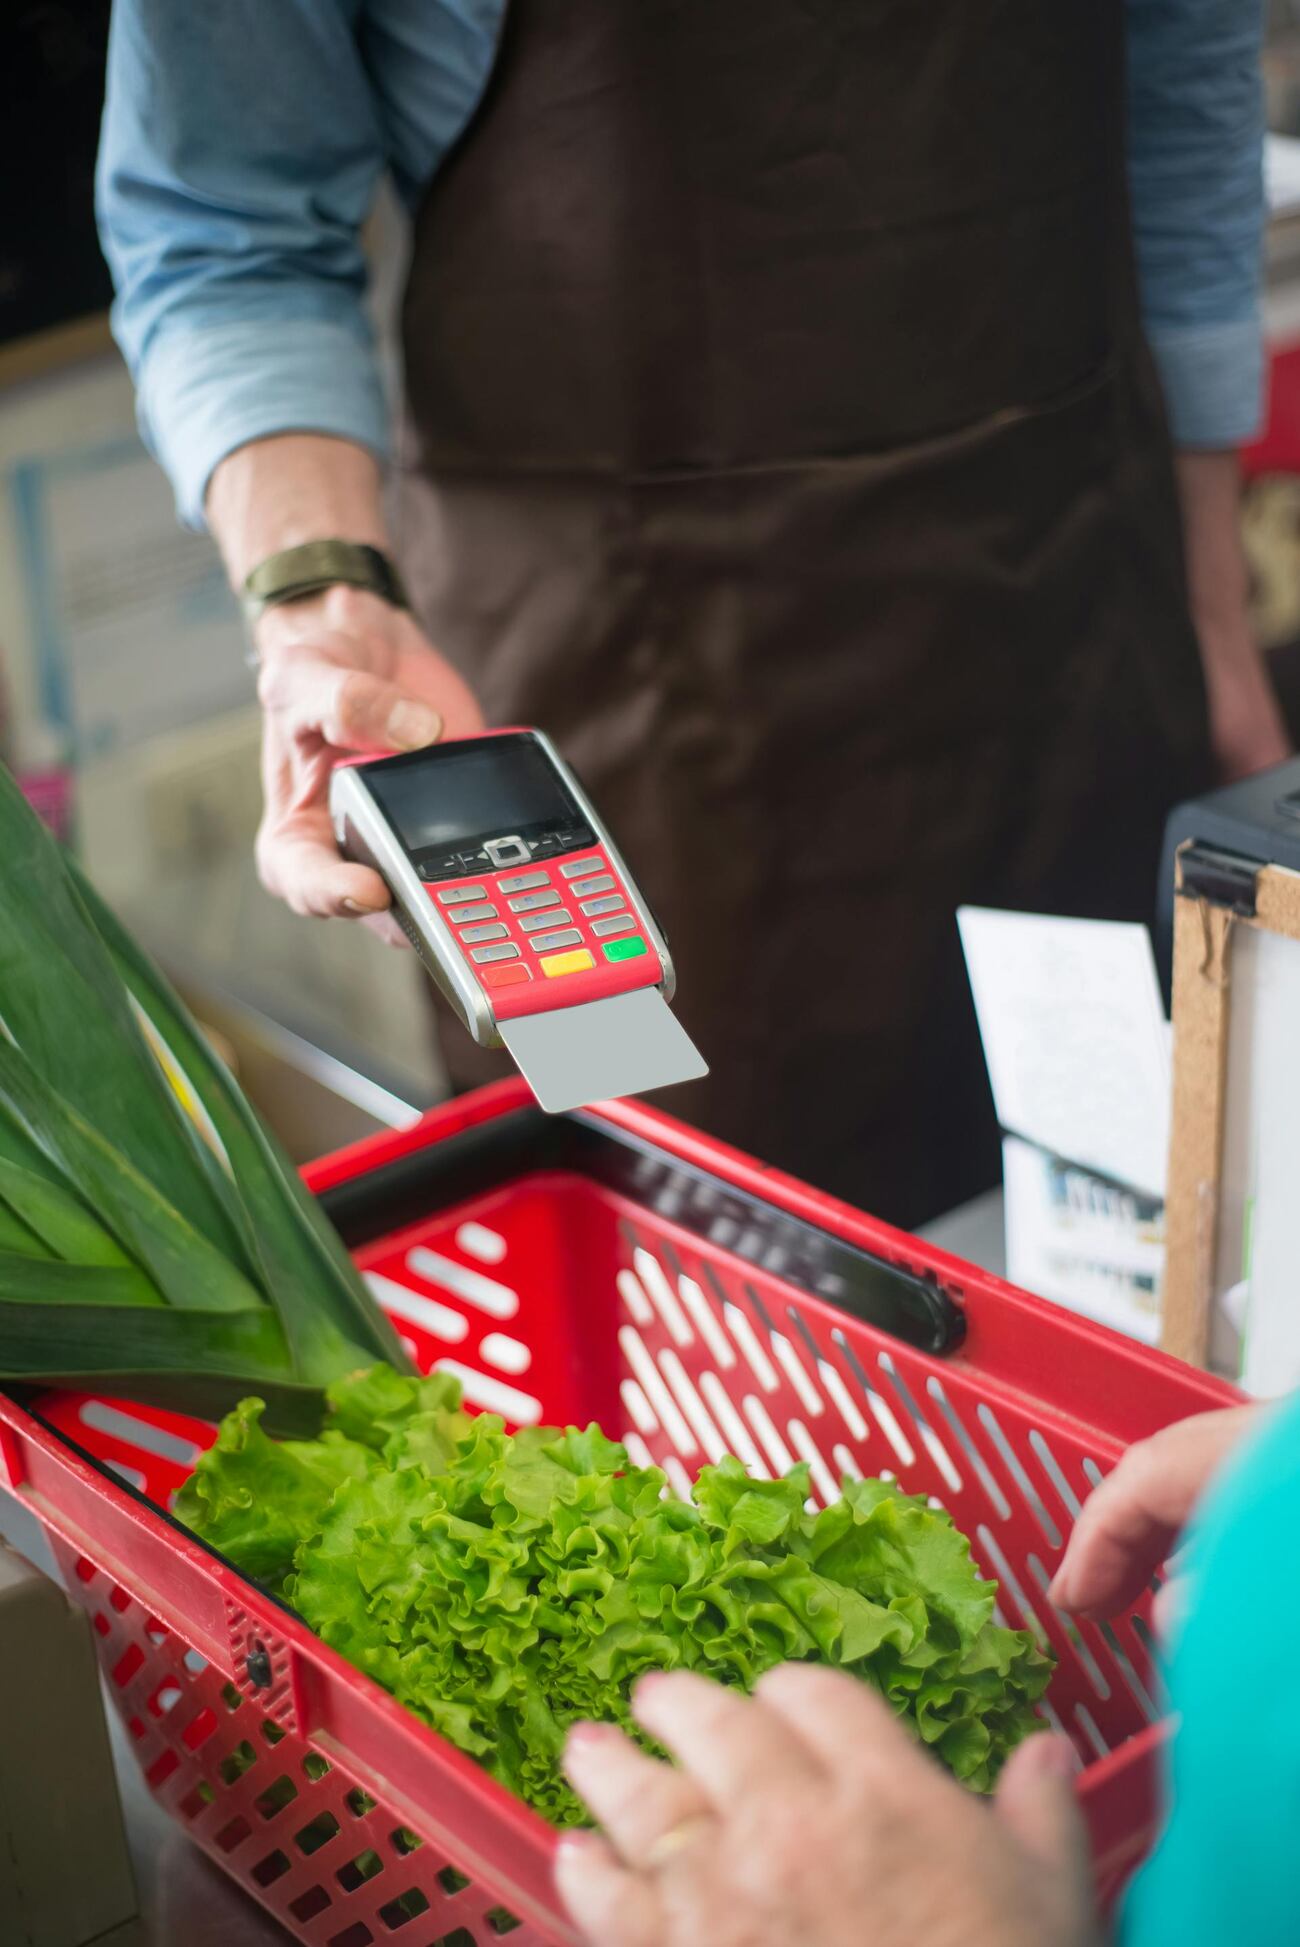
642;1813;717;1875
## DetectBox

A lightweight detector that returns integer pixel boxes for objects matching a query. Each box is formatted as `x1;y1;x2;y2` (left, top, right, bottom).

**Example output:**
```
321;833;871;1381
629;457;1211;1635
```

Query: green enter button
603;935;647;962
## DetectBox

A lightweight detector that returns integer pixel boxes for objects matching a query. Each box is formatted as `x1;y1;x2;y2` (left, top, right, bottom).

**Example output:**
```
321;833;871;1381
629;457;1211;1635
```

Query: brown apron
394;0;1211;1228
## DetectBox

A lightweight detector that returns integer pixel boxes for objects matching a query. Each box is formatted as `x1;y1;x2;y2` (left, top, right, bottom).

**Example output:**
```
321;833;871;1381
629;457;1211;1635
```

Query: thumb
995;1734;1090;1892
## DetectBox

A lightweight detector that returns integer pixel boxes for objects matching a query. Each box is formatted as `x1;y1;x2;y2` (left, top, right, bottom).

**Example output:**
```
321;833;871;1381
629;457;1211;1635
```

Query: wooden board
1162;851;1300;1365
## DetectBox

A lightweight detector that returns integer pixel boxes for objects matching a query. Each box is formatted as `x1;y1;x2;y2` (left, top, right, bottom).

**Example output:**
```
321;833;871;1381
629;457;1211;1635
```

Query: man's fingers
753;1662;917;1779
257;829;391;920
251;616;485;927
632;1672;821;1811
995;1734;1094;1926
563;1722;711;1868
1049;1408;1260;1618
555;1832;664;1947
260;655;443;754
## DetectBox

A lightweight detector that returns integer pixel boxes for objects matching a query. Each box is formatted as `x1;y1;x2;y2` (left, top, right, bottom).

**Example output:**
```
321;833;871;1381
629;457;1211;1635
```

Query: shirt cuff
1147;317;1266;449
135;316;391;528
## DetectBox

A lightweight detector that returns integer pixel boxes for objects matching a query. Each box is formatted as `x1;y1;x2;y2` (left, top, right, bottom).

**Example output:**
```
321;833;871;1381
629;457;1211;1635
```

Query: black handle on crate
319;1107;966;1357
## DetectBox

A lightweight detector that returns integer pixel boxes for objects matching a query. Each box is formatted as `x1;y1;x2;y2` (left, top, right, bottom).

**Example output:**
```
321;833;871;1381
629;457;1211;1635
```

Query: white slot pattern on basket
678;1277;735;1367
743;1395;797;1477
698;1372;768;1478
478;1333;532;1376
364;1272;470;1344
78;1401;202;1469
615;1269;895;1509
619;1379;658;1436
404;1247;519;1320
432;1361;543;1424
619;1326;696;1456
723;1306;780;1392
818;1362;868;1441
633;1247;693;1346
455;1219;508;1265
361;1225;547;1426
657;1350;728;1463
612;1234;1156;1765
926;1378;1012;1521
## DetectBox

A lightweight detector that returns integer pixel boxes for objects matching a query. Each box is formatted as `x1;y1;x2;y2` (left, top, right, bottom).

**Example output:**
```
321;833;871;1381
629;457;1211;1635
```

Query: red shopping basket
0;1080;1235;1945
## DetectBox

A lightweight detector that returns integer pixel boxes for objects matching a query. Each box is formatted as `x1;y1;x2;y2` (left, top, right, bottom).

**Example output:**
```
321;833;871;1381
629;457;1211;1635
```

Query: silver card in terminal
498;986;707;1113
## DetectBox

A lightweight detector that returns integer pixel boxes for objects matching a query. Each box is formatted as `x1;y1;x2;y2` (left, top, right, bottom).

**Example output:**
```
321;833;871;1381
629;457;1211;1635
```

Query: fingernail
340;896;382;917
564;1722;613;1758
562;1728;613;1782
555;1832;597;1866
386;701;442;750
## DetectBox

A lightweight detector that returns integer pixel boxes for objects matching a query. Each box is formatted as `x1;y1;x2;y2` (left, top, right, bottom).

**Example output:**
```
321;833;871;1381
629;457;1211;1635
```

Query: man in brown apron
113;0;1285;1227
390;0;1215;1226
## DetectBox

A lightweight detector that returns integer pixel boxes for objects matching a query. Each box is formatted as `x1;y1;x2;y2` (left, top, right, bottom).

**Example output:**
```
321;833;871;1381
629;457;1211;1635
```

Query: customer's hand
253;584;484;930
557;1667;1097;1947
1048;1405;1262;1628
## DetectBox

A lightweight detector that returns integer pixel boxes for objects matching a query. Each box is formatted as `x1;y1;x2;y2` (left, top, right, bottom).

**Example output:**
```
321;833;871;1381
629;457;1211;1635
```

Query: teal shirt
1122;1396;1300;1944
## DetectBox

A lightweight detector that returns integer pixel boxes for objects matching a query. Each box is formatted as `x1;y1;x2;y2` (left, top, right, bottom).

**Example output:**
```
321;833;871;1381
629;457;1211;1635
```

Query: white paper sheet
957;907;1170;1198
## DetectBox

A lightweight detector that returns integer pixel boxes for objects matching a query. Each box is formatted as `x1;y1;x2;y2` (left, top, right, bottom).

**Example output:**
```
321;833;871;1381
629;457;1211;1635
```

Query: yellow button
539;948;595;978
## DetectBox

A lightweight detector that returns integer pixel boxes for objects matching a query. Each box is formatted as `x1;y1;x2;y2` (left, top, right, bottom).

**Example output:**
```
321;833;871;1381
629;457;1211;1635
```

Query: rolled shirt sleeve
98;1;395;527
1126;0;1268;449
133;319;390;533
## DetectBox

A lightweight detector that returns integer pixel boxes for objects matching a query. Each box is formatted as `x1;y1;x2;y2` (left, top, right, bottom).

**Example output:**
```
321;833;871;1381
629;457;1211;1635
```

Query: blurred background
6;1;1300;1158
0;0;436;1157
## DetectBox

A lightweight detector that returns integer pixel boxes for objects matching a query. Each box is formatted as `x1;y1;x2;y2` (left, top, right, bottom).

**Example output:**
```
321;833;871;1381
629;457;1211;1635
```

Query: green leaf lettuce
180;1368;1053;1820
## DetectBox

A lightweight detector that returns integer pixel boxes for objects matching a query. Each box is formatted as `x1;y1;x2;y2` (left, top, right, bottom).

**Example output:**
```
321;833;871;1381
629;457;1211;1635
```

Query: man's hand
1177;450;1291;782
556;1668;1097;1947
1048;1406;1262;1627
206;432;485;929
253;585;483;925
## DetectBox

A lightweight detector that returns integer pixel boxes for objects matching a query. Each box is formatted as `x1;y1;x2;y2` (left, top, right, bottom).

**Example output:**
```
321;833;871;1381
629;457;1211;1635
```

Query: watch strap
242;540;410;620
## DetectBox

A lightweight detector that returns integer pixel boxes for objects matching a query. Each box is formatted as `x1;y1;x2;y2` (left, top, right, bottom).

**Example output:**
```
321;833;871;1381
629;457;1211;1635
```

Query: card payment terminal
330;729;708;1113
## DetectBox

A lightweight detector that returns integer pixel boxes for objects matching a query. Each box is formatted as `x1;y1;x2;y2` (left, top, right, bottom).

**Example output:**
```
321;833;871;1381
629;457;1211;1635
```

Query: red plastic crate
0;1080;1236;1945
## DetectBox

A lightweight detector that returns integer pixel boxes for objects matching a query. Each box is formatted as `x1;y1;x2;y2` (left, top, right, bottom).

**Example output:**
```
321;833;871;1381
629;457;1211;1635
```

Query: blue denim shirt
97;0;1267;528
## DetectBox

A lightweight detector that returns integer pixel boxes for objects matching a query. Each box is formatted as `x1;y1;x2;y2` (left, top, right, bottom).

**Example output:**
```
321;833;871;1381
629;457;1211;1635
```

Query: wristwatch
241;540;410;623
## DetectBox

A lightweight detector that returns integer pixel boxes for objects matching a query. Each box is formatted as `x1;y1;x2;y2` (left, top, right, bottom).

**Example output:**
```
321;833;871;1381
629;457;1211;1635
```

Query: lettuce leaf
180;1368;1053;1818
174;1395;376;1590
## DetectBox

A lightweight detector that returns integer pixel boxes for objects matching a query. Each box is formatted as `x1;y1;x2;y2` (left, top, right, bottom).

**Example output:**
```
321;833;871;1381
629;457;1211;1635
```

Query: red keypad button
480;962;532;989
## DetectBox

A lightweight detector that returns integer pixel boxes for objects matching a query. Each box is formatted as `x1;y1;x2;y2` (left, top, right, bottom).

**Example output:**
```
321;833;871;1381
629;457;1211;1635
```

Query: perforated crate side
52;1537;543;1947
